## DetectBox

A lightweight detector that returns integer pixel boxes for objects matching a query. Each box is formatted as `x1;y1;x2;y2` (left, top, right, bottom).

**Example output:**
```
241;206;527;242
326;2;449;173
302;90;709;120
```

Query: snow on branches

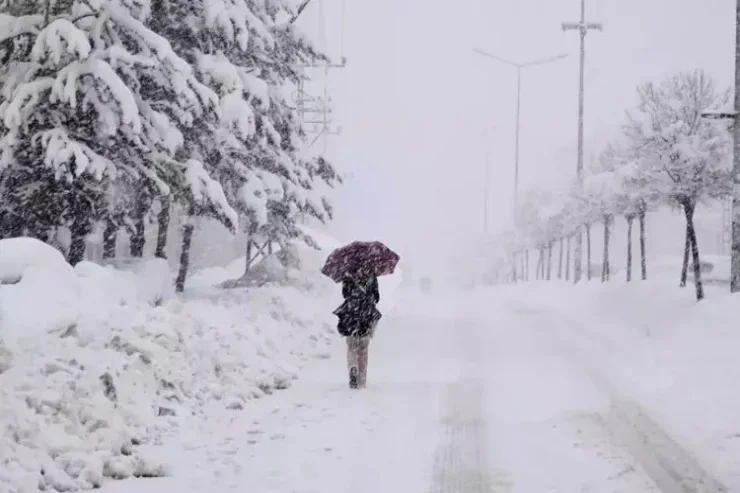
0;0;341;282
506;70;731;298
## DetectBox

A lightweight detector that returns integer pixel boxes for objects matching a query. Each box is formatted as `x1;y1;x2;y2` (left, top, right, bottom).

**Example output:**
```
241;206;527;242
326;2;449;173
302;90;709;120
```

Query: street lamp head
472;48;519;67
520;53;569;67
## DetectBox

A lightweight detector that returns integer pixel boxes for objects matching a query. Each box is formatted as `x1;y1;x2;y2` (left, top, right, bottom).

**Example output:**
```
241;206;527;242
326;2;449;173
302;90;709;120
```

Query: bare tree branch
290;0;312;24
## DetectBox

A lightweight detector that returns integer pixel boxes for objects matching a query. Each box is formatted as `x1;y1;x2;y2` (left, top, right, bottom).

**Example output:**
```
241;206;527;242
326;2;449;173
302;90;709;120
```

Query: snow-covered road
102;292;727;493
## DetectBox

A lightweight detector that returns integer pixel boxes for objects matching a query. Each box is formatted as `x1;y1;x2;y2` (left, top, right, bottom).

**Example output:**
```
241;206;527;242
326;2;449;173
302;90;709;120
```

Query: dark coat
333;275;381;337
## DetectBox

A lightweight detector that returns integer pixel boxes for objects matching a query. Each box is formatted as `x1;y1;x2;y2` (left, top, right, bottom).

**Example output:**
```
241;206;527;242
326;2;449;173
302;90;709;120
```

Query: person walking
334;269;381;389
321;240;399;389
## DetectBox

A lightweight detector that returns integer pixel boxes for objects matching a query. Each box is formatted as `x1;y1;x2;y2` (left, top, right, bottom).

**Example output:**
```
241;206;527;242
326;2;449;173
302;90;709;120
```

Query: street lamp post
473;49;568;217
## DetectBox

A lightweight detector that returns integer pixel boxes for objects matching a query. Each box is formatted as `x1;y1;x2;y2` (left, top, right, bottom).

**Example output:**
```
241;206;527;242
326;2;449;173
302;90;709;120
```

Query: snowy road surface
103;292;726;493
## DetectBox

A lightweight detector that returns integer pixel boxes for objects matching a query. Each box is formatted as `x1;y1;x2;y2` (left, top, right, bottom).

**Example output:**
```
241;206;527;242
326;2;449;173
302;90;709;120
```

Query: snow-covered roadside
475;280;740;488
0;233;370;493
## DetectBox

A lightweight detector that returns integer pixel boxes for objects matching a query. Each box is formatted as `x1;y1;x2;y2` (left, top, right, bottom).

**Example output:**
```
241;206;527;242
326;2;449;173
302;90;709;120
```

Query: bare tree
624;70;732;301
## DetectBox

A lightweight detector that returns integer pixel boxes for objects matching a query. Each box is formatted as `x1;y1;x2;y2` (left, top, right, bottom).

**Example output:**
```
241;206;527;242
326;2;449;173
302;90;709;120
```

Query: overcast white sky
298;0;736;278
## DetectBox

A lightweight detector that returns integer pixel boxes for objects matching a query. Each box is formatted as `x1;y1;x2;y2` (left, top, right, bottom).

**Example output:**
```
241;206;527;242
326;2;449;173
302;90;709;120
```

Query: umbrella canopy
321;241;400;283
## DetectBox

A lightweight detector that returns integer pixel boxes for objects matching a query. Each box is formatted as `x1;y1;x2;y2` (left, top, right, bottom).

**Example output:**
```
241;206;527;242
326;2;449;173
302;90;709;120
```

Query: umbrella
321;241;400;283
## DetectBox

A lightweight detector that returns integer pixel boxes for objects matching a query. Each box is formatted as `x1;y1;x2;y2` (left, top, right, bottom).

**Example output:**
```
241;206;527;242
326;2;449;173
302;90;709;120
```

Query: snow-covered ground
493;279;740;489
90;278;737;493
2;240;737;492
0;231;406;493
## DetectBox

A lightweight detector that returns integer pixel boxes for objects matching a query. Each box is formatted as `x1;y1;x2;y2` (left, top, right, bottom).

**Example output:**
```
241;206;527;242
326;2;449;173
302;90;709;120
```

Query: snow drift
0;234;342;493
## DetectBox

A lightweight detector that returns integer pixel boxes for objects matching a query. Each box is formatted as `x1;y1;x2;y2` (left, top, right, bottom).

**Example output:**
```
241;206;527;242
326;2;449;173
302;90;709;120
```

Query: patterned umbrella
321;241;400;283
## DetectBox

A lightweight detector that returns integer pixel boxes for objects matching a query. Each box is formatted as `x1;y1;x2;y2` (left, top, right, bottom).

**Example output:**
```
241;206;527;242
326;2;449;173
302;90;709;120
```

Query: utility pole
473;49;568;218
701;1;740;291
562;0;602;283
731;0;740;292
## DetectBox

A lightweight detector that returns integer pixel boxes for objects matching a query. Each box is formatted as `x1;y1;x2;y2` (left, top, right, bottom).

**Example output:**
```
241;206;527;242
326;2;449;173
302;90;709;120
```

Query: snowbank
0;237;71;284
0;247;336;492
0;258;173;340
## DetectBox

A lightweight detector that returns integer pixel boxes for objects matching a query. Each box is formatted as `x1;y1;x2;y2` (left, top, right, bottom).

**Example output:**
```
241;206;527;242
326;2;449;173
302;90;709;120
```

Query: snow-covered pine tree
148;0;340;281
0;0;237;266
623;70;732;300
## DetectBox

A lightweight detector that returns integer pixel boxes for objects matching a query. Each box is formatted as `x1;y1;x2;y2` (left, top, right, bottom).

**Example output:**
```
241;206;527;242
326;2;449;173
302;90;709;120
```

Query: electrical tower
292;0;347;153
295;58;346;153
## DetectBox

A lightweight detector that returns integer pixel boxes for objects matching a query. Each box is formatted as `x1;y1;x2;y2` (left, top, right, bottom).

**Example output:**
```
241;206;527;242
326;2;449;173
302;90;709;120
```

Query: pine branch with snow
0;0;232;263
146;0;338;251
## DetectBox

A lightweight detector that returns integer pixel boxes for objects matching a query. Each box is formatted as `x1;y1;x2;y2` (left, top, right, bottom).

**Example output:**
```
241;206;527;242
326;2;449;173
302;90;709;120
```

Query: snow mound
0;256;335;492
0;258;174;340
97;258;175;305
0;237;70;284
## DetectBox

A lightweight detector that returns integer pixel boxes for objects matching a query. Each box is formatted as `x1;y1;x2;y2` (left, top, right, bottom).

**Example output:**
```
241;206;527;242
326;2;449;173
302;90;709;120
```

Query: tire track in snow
429;380;512;493
511;302;729;493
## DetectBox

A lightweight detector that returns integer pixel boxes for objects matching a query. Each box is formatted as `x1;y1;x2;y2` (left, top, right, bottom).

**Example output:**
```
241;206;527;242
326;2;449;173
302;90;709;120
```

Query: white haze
298;0;736;282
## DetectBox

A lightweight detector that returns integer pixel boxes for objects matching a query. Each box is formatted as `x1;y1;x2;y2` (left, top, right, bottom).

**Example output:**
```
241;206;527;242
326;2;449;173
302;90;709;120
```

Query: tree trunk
602;215;611;282
244;239;253;276
565;236;572;281
680;221;690;288
155;197;170;259
684;201;704;301
586;223;592;281
129;192;150;258
639;210;647;281
175;214;195;293
540;247;546;279
511;252;517;283
68;217;89;266
536;248;545;280
525;249;529;281
558;237;564;279
103;219;117;259
626;215;634;282
130;220;145;257
547;242;553;280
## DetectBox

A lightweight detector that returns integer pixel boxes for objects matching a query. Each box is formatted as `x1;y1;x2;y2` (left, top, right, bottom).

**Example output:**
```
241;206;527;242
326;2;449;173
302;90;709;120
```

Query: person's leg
357;337;370;388
346;336;359;389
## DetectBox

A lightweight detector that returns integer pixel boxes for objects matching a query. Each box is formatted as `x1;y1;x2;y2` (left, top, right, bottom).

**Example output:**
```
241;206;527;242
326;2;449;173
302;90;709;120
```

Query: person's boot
349;366;358;389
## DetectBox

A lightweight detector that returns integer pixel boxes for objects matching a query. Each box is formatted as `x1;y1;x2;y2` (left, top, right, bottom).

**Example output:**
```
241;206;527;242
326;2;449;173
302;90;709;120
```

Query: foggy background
178;0;735;286
297;0;736;285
